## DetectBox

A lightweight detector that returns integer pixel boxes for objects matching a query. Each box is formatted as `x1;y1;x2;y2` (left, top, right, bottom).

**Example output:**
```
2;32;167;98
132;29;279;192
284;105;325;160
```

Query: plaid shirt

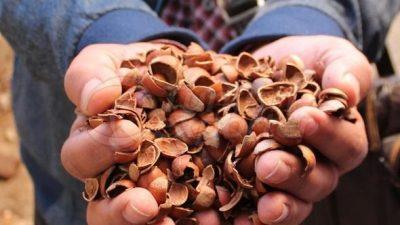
161;0;238;51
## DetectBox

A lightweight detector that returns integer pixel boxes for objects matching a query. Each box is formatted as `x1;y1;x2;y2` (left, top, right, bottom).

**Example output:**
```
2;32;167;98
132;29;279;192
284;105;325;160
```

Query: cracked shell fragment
155;138;189;158
258;82;297;107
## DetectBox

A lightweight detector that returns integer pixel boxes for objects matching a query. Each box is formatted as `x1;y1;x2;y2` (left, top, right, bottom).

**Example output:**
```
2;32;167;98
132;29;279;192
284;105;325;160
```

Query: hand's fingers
215;185;231;206
195;210;221;225
319;49;372;106
61;118;141;179
87;188;159;225
255;150;339;202
252;35;372;105
69;113;88;135
233;213;252;225
64;43;161;115
257;192;312;225
289;107;368;174
153;217;175;225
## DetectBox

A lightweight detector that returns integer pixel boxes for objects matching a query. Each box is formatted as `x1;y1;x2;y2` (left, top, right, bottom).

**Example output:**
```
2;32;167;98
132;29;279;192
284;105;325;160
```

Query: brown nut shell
318;99;346;117
105;179;135;199
144;115;166;131
137;140;160;173
318;88;348;103
169;207;194;220
234;132;257;158
192;85;217;106
128;163;140;182
237;89;261;120
168;183;189;206
133;89;158;109
251;77;273;96
114;151;137;164
168;109;196;127
171;154;200;179
287;93;317;116
155;138;188;158
172;118;206;146
217;113;248;145
236;52;259;79
193;184;216;210
253;139;282;155
177;81;205;112
137;166;168;204
199;111;216;125
278;55;304;71
219;187;243;212
221;64;239;82
183;67;213;86
149;55;181;85
251;117;270;135
258;82;297;107
82;178;100;202
269;120;302;146
297;144;316;175
88;117;104;128
284;63;305;88
224;151;253;189
142;72;168;97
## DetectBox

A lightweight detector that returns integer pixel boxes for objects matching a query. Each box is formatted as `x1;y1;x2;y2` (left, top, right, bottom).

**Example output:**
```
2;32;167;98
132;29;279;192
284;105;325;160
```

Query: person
0;0;399;225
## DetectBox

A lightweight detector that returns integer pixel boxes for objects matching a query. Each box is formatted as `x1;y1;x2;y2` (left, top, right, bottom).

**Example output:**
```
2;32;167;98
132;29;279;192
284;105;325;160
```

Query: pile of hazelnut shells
82;42;354;225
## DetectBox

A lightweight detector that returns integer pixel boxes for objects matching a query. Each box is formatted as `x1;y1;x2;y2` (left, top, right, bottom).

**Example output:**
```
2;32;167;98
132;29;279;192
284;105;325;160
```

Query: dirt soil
0;35;34;225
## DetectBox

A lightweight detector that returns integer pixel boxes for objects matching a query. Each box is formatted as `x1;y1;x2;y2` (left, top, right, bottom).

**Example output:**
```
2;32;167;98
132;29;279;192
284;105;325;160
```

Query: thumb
64;43;160;115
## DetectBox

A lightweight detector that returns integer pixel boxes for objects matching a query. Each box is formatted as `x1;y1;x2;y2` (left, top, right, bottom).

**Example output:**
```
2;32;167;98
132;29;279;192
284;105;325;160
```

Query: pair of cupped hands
61;35;372;225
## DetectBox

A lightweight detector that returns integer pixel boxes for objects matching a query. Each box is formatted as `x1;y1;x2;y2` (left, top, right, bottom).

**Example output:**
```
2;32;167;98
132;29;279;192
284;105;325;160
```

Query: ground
0;35;34;225
0;14;400;225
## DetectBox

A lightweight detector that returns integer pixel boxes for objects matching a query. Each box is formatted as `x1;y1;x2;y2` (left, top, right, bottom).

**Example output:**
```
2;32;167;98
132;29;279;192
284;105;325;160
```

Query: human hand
61;42;229;225
250;35;372;225
61;42;160;225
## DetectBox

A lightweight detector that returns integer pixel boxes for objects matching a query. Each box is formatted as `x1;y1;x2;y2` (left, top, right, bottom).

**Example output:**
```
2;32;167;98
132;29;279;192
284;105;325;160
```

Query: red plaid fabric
161;0;238;51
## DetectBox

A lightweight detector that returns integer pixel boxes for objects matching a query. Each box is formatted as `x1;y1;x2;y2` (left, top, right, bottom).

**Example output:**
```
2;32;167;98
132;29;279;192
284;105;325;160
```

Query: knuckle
86;203;102;225
60;144;68;168
81;44;106;55
326;164;339;194
64;60;79;83
314;165;339;201
343;135;368;172
329;36;354;49
351;133;368;161
327;165;340;193
297;164;339;202
60;141;78;177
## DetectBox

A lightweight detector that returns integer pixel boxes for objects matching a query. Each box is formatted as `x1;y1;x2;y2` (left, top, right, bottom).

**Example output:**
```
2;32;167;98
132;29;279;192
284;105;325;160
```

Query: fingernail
342;72;360;104
299;116;318;137
122;201;151;225
273;203;290;223
109;121;141;149
80;78;102;113
216;185;231;205
263;160;291;184
290;111;318;137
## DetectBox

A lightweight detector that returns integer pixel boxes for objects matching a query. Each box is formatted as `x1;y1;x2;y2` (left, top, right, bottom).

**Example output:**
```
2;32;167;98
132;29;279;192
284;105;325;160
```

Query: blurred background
0;14;400;225
0;34;34;225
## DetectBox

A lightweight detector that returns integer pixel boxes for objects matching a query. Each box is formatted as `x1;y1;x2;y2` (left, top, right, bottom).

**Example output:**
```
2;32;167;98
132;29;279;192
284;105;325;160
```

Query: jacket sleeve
0;0;203;80
222;0;400;62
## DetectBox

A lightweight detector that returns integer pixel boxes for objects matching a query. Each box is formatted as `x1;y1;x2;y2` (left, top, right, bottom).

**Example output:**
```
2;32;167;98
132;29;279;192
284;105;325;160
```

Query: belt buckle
216;0;265;25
